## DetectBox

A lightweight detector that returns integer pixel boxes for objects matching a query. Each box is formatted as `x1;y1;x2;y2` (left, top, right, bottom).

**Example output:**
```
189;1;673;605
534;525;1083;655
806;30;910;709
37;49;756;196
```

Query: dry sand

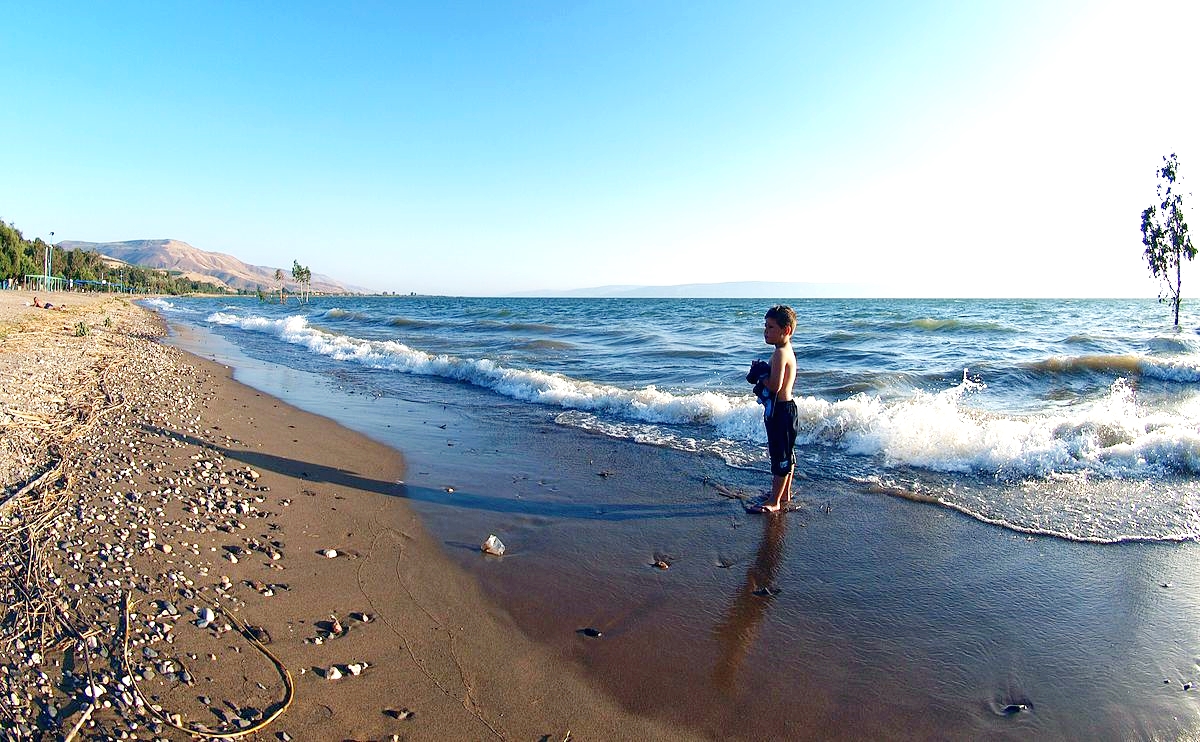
0;291;691;740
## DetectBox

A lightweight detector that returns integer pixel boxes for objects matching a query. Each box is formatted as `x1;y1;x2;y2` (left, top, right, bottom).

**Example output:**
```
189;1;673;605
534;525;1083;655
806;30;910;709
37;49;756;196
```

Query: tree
274;268;285;304
291;260;312;303
1142;153;1196;326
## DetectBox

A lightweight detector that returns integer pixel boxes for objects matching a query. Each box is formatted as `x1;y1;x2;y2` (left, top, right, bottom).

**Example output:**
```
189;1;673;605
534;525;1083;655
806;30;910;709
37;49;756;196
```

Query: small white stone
322;549;338;559
196;607;215;629
325;666;342;680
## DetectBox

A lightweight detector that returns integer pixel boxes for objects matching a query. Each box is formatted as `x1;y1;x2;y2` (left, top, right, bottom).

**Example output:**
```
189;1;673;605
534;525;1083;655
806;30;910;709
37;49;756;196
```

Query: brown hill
57;239;363;294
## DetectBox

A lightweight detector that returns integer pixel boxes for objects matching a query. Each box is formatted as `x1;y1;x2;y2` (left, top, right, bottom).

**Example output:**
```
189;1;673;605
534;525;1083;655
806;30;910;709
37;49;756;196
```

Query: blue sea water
146;295;1200;544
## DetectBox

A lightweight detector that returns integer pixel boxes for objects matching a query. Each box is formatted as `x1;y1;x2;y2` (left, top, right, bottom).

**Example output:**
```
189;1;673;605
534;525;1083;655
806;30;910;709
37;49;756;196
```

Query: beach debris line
0;299;310;738
481;534;505;556
121;591;296;739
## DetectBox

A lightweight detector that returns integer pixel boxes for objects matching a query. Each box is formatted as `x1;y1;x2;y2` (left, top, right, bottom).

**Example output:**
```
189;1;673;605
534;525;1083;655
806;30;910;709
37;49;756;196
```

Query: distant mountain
57;239;366;294
514;281;890;298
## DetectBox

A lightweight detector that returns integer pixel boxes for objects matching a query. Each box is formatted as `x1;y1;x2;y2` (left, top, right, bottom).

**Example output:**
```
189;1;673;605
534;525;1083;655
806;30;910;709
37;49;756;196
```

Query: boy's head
765;305;796;333
763;305;796;347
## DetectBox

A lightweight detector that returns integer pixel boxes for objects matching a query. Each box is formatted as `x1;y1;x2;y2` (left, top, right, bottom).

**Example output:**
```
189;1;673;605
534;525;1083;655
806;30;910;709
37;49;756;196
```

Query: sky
2;1;1198;297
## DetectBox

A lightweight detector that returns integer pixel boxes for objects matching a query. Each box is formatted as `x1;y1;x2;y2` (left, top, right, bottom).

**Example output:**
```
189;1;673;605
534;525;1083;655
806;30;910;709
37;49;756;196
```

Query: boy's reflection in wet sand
712;512;788;689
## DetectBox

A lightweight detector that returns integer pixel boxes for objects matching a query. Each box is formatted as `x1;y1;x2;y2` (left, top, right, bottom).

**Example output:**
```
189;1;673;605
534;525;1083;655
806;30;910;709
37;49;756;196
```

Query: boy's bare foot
747;502;782;514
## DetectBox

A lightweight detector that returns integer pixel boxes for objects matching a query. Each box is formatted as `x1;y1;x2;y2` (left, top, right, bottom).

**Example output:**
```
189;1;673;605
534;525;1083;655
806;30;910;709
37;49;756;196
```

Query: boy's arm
766;347;786;394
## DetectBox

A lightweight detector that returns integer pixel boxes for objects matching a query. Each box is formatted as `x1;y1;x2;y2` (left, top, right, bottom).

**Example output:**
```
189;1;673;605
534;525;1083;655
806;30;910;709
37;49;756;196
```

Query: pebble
196;607;216;628
322;549;339;558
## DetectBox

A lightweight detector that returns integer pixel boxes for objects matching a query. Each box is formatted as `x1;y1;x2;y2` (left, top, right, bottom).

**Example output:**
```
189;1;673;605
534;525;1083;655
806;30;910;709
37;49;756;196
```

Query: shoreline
0;292;686;740
155;296;1200;740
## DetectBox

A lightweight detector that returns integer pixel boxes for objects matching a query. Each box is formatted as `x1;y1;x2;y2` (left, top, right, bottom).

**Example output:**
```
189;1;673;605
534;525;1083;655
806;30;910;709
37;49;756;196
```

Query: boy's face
763;317;792;347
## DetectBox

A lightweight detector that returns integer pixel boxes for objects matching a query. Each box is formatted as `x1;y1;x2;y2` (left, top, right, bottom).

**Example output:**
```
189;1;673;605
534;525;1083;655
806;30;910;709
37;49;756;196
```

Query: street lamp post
44;232;54;291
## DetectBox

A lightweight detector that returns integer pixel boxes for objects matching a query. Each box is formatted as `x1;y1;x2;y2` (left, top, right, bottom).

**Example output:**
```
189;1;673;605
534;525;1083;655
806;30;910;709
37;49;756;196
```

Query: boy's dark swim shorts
766;399;799;476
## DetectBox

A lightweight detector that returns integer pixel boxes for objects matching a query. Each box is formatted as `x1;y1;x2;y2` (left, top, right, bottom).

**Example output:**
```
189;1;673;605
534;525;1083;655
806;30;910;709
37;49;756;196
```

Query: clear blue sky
2;1;1196;296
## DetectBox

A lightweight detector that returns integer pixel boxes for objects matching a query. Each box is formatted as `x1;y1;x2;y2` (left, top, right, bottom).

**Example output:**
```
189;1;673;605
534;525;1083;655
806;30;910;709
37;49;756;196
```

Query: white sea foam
142;298;200;314
205;311;1200;480
1139;356;1200;383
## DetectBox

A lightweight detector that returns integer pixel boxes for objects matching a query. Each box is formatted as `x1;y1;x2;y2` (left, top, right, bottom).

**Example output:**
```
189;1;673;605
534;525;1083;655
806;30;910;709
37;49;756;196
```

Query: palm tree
274;268;285;304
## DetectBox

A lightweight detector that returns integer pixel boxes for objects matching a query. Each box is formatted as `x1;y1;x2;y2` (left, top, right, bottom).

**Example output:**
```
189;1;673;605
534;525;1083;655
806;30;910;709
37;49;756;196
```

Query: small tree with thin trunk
292;260;312;303
274;268;285;304
1142;153;1196;326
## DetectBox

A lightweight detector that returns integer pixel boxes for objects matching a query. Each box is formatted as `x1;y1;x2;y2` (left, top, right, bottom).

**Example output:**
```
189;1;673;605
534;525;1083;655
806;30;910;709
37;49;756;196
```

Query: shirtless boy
750;305;798;514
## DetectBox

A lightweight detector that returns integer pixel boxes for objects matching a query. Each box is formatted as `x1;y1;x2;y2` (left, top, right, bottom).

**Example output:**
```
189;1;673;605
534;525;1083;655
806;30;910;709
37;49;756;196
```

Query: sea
144;295;1200;545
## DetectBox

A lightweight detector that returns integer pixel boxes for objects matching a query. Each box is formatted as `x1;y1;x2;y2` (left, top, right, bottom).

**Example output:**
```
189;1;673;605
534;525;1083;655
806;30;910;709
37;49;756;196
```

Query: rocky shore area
0;292;685;741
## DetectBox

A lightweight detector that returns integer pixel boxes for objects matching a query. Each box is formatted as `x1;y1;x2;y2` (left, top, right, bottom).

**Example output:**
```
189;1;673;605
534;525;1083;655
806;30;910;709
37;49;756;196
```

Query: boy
750;305;798;514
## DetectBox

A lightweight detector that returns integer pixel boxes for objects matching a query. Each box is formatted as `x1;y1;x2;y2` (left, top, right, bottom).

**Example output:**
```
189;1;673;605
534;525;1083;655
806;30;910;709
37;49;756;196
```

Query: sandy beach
0;292;685;741
7;292;1200;741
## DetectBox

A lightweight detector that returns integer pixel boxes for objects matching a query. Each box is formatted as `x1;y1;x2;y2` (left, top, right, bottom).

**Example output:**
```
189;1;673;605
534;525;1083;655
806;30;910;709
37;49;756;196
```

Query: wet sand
386;400;1200;741
0;291;684;740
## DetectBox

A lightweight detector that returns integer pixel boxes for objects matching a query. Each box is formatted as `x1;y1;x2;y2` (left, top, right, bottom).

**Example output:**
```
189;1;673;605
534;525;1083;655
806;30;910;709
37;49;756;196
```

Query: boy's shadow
712;511;789;689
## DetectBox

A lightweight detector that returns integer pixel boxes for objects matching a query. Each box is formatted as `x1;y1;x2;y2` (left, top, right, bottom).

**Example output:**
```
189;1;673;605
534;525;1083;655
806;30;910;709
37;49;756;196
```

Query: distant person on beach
747;305;798;514
32;296;41;308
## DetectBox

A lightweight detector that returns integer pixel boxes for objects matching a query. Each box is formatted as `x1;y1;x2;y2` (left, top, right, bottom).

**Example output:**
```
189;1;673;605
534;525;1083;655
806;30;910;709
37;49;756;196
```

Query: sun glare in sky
2;1;1197;296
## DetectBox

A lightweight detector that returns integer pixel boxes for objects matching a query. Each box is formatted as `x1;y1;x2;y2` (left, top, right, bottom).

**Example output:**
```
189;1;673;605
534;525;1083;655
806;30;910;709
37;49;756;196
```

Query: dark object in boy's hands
747;360;773;406
746;360;770;385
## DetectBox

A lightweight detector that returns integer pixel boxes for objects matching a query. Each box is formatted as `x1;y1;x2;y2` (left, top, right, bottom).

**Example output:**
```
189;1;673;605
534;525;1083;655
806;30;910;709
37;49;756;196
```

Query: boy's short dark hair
765;305;796;332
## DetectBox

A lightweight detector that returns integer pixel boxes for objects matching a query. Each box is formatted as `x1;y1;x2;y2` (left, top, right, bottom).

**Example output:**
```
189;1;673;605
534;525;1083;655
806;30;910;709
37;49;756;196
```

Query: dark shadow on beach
144;424;729;523
395;483;729;522
141;424;405;497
